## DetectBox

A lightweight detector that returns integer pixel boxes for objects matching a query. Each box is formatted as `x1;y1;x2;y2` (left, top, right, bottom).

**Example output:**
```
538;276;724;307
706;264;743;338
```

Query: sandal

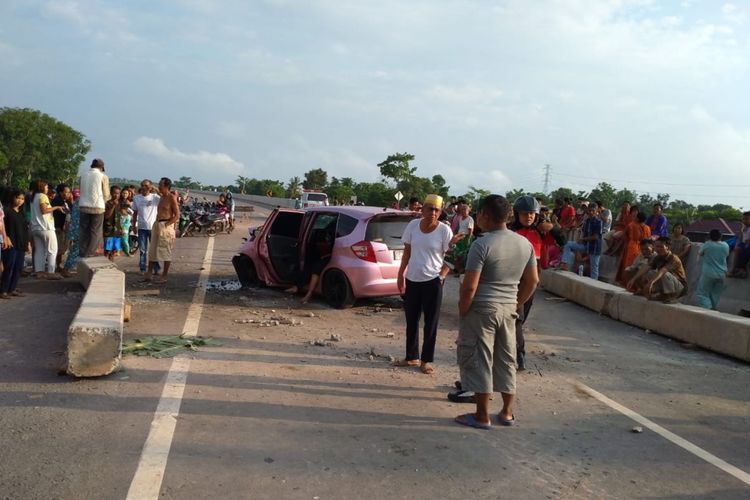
10;290;24;297
420;362;435;375
392;358;420;367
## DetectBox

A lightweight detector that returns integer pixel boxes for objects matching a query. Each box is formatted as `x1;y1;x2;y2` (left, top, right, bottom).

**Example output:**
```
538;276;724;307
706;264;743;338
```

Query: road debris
122;335;222;358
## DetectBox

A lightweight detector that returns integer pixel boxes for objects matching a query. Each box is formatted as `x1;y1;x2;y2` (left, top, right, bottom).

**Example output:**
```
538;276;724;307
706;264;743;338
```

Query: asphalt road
1;206;748;500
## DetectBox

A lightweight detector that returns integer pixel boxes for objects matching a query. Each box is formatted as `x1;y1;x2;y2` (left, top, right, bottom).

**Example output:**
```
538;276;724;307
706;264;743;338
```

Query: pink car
232;206;419;308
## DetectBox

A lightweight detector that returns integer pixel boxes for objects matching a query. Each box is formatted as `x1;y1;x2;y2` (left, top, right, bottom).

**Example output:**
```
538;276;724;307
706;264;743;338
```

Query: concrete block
643;303;750;362
540;270;625;317
77;256;118;290
542;268;750;362
615;293;655;330
67;268;125;377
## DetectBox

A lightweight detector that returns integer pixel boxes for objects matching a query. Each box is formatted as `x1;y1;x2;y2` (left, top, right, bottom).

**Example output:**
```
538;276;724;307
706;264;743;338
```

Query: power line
554;178;742;199
550;169;750;188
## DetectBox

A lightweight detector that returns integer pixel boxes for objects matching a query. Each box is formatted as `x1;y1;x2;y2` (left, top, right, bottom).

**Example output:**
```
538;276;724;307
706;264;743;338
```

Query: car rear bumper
331;262;401;298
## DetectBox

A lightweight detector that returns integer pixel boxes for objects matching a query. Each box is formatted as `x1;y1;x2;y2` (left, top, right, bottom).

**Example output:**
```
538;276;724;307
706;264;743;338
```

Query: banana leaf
122;334;222;358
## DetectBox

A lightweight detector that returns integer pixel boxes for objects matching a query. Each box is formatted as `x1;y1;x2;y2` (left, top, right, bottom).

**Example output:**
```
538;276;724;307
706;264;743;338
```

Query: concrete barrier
77;256;117;290
540;269;750;362
67;258;125;377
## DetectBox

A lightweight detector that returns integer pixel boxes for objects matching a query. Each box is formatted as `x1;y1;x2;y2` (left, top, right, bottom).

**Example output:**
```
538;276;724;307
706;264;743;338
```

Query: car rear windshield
365;215;415;249
305;193;327;202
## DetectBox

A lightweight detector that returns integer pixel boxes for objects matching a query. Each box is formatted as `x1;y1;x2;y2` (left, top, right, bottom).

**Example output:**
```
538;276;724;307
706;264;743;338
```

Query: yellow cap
424;194;444;208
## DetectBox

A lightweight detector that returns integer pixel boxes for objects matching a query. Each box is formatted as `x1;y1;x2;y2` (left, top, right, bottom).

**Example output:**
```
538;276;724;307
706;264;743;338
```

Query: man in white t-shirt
394;194;453;375
132;179;161;274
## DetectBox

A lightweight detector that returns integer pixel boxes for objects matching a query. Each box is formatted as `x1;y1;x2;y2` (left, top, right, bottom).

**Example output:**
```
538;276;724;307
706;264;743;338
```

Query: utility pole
543;164;551;194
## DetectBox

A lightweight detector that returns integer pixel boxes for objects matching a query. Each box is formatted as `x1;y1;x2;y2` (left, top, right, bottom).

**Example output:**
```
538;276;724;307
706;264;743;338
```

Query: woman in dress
617;211;651;286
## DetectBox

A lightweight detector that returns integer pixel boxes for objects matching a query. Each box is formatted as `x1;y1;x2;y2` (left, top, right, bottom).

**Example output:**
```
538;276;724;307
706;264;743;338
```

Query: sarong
148;221;175;262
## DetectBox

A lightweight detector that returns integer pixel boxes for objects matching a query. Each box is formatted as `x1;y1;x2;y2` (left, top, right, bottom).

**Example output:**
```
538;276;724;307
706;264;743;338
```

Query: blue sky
1;0;749;208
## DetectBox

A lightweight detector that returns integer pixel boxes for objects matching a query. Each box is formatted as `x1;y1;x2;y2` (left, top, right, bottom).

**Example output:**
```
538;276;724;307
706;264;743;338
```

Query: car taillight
351;241;377;262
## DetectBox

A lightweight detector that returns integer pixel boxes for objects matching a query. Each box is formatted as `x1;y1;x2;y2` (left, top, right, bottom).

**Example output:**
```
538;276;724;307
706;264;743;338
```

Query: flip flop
447;389;476;404
497;413;515;427
454;413;491;430
420;362;435;375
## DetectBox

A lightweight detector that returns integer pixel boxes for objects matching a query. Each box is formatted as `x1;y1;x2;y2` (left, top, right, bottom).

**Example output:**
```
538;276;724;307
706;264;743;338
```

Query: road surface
1;206;748;499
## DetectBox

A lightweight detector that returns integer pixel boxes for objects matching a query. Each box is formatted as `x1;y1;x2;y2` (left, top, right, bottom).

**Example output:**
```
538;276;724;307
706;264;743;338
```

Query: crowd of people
0;159;185;298
389;193;749;429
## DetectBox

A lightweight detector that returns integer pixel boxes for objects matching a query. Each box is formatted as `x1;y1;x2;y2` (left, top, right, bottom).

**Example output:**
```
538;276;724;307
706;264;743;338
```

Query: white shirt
402;219;453;282
30;193;55;232
133;193;161;229
457;215;474;235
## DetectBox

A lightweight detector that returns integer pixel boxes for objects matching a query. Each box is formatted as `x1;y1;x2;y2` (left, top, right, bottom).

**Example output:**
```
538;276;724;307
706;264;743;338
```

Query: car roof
305;205;411;220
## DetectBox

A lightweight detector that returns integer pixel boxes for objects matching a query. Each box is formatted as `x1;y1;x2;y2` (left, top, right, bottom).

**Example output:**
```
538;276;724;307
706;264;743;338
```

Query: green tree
431;174;449;198
235;175;250;194
398;175;435;204
378;152;416;186
505;188;526;202
612;188;638;208
588;182;617;208
286;176;302;198
548;187;576;203
303;168;328;190
462;186;491;207
0;107;91;187
353;181;393;207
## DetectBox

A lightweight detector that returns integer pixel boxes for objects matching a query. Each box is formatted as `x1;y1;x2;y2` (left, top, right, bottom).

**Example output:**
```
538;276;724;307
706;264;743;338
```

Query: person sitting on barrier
670;223;692;264
697;229;730;310
604;201;634;256
646;203;669;239
624;239;655;291
629;237;687;303
616;209;650;285
728;211;750;278
561;203;603;280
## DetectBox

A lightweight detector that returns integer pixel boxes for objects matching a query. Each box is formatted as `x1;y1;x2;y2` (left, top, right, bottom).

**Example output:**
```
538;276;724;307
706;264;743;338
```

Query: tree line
1;107;743;226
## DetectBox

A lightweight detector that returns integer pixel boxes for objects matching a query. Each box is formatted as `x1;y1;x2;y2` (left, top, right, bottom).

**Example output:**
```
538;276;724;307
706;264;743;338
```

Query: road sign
394;191;403;201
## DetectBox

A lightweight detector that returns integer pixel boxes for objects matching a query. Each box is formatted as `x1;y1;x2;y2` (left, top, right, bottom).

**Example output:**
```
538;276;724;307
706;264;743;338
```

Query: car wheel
232;254;260;288
322;269;355;309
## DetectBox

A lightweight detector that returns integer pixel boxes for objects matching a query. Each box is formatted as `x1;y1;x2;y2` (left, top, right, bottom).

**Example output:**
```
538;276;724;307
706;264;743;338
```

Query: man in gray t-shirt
454;195;538;430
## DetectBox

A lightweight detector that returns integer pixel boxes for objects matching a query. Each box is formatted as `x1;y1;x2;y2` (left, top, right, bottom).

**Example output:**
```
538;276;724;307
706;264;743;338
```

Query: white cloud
236;48;304;85
215;121;248;140
425;84;504;106
41;0;85;25
133;137;244;177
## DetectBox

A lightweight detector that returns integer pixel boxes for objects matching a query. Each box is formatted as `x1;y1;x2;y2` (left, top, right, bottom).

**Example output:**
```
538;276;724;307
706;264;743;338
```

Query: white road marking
126;237;215;500
575;381;750;487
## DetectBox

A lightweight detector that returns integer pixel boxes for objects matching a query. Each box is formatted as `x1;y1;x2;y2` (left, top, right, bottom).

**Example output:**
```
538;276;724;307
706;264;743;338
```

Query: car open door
256;208;305;284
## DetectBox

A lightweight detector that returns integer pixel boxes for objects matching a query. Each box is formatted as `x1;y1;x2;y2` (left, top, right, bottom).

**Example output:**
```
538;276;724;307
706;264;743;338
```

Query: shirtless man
143;177;179;284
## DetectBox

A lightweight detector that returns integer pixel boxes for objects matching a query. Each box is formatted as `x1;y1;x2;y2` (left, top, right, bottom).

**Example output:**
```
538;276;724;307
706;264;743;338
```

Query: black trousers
404;277;443;363
516;292;535;359
79;212;104;258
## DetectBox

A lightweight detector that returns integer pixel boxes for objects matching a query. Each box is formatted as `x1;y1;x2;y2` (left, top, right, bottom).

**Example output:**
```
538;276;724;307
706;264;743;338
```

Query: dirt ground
1;205;748;499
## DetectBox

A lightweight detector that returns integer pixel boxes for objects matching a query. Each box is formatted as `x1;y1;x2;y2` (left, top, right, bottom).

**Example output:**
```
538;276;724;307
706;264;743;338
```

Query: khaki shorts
148;221;175;263
457;302;518;395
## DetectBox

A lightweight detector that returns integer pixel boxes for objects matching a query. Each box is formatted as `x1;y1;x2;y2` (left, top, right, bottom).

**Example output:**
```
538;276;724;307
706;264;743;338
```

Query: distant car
232;206;419;308
300;191;329;208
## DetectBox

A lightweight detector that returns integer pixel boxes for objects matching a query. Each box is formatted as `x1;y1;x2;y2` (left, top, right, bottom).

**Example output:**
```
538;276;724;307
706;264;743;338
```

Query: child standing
103;186;122;261
120;204;132;256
